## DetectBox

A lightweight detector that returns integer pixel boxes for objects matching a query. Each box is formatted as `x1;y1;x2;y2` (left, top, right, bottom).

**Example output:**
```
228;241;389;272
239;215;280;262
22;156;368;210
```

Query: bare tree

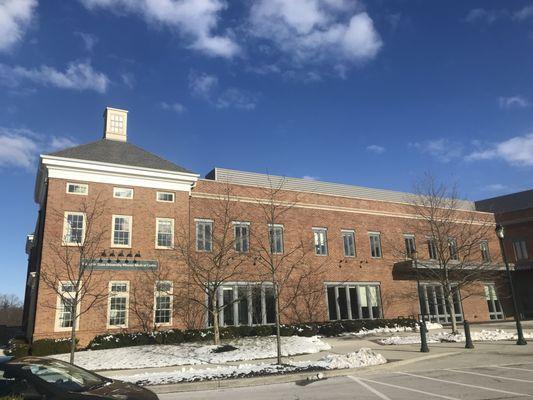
174;184;249;345
0;294;23;326
249;177;314;365
40;195;108;363
407;174;495;333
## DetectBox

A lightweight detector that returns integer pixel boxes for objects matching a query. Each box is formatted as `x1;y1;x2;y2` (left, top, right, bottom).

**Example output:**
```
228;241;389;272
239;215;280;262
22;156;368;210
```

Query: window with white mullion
342;230;356;257
313;228;328;256
404;234;416;258
112;215;132;247
369;232;382;258
269;225;284;254
108;282;129;328
156;218;174;248
196;220;213;252
63;212;85;245
484;284;504;320
234;222;250;253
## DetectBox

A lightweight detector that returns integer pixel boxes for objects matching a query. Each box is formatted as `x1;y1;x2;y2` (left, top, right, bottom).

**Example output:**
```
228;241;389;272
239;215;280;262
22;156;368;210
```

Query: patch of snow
339;325;414;337
378;329;533;345
52;336;331;371
113;348;386;386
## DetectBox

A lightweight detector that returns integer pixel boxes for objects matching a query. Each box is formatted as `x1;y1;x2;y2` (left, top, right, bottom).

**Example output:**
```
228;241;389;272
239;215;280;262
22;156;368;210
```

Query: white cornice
35;155;199;204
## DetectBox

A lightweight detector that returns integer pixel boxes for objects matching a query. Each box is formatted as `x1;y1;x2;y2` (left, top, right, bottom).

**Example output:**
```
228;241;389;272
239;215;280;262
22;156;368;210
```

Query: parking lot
160;362;533;400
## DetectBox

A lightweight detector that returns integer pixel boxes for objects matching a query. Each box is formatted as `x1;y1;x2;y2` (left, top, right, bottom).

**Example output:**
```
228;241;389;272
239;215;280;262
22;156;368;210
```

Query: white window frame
54;282;80;332
157;191;175;203
154;281;173;326
404;234;416;259
196;219;213;252
111;215;132;248
66;182;88;195
107;281;129;328
269;224;284;254
341;230;356;257
233;221;250;253
480;240;491;262
427;237;438;260
448;238;459;261
113;187;134;199
156;218;174;249
484;283;504;320
62;212;86;246
368;232;382;258
313;227;328;256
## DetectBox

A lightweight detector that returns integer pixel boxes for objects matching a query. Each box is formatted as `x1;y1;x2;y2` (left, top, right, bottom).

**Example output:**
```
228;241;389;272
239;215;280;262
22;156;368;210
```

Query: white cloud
464;8;504;24
302;175;319;181
466;133;533;167
0;0;36;52
481;183;508;192
0;61;109;93
161;101;186;114
409;139;463;163
75;32;99;51
248;0;382;66
499;95;529;109
188;72;258;110
79;0;240;58
366;144;385;154
514;5;533;21
0;128;77;170
121;72;135;88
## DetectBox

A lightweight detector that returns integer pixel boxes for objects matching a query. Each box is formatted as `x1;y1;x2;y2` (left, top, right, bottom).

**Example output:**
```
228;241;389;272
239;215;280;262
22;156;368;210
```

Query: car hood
83;380;157;400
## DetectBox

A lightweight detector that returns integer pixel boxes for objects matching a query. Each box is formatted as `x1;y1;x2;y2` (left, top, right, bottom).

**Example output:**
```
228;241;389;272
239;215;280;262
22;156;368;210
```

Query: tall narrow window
513;239;528;261
108;282;128;327
342;230;356;257
156;218;174;249
196;220;213;252
448;238;459;261
369;232;382;258
155;281;173;325
55;283;76;331
480;241;491;262
234;222;250;253
484;284;504;320
269;224;284;254
313;228;328;255
63;212;85;245
112;215;132;247
66;183;88;195
428;238;438;260
404;235;416;258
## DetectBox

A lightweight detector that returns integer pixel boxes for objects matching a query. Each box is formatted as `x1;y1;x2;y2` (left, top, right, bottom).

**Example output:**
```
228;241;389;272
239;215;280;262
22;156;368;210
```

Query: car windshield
19;359;105;392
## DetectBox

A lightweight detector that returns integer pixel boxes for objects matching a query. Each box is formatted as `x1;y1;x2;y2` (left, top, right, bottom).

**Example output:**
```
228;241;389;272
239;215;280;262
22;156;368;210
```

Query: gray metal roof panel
48;139;193;173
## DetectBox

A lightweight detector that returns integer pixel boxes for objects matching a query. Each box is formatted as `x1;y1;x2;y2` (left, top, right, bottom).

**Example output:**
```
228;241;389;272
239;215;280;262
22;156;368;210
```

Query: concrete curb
149;351;459;394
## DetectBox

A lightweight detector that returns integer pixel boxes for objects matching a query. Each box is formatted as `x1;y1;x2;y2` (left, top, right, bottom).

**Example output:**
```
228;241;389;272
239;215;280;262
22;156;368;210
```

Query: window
480;241;491;262
513;239;528;261
109;113;124;134
63;212;85;245
404;235;416;258
196;220;213;251
108;282;128;327
269;225;284;254
55;283;76;331
484;284;504;320
369;232;382;258
419;283;463;323
428;238;438;260
448;238;459;261
342;230;356;257
66;182;88;195
156;218;174;249
313;228;328;256
208;283;275;327
112;215;132;247
326;283;382;320
234;222;250;253
157;192;175;202
113;187;133;199
154;281;173;325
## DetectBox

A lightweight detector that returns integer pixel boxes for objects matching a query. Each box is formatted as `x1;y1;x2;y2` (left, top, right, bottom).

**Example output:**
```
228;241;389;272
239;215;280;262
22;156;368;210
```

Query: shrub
5;338;29;358
279;325;296;336
31;338;76;356
250;325;273;336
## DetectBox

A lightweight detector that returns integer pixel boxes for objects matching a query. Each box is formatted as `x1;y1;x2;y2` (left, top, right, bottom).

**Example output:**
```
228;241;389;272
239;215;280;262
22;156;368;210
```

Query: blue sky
1;0;533;298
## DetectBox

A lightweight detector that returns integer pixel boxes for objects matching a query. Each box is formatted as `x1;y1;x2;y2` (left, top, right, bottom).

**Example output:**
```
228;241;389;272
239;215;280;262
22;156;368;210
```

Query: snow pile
114;348;386;386
378;329;533;345
415;322;443;331
52;336;331;371
340;325;414;337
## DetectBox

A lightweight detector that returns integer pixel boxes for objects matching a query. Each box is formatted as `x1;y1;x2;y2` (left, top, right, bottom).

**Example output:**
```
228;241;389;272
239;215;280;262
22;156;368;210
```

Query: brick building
476;191;533;319
23;107;512;345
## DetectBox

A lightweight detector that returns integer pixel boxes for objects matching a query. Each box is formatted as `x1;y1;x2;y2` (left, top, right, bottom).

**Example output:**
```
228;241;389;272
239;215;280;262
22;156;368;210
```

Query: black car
0;356;158;400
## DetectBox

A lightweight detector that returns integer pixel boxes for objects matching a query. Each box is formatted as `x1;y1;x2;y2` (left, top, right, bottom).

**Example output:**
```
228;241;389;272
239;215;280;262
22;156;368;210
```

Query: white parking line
448;368;533;383
493;365;533;372
397;372;533;398
347;376;392;400
357;377;460;400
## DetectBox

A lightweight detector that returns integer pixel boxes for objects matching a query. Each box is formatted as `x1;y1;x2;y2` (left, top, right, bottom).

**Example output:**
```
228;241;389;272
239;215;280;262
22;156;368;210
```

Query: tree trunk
446;290;458;334
212;296;220;345
69;299;77;364
274;282;282;365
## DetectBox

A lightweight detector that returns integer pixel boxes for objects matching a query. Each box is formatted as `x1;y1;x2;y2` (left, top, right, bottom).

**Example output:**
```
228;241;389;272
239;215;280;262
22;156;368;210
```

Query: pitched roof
48;139;193;174
475;189;533;214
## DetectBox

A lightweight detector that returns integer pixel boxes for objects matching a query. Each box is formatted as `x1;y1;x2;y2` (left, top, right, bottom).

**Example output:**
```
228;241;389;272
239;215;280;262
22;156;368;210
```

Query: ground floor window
154;281;173;325
484;283;504;320
108;282;129;327
208;283;276;327
419;283;463;323
326;283;382;320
